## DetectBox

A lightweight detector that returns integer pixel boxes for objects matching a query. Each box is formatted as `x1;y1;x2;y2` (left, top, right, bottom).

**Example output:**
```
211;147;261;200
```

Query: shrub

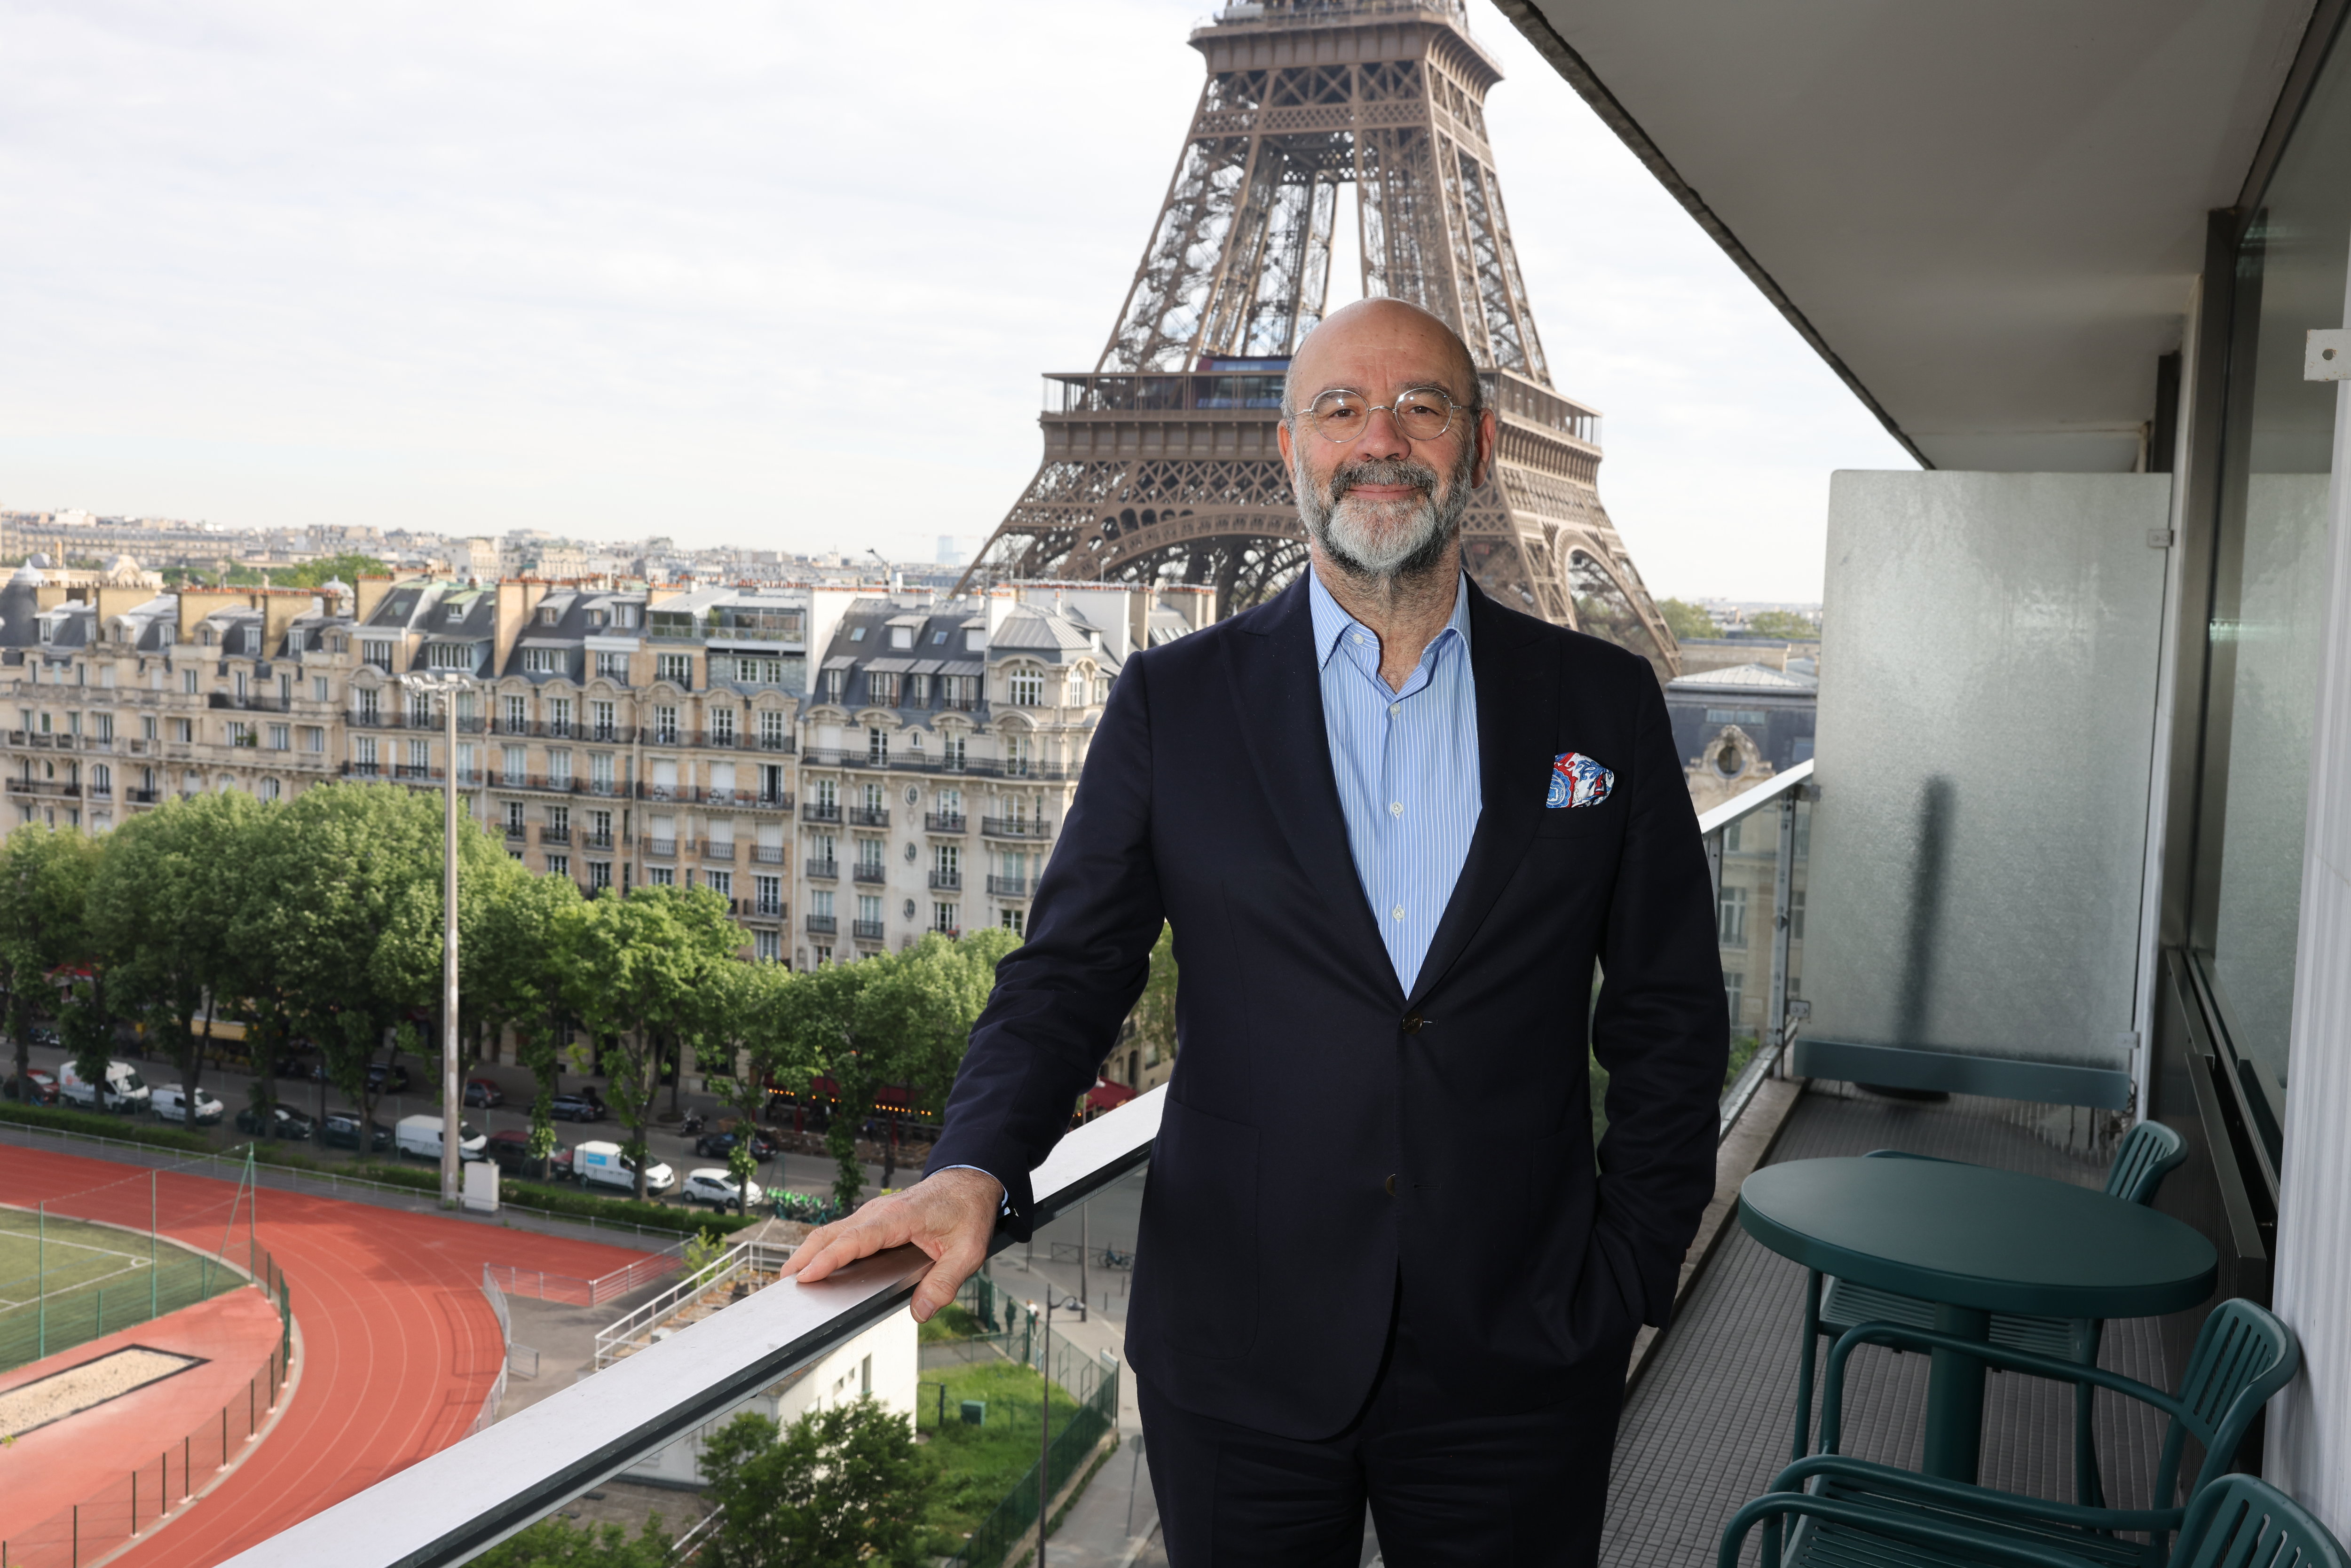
0;1101;213;1152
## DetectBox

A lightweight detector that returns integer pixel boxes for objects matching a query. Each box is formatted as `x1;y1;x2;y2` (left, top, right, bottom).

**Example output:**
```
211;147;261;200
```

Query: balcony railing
646;838;677;858
749;900;787;921
851;919;885;941
986;875;1030;898
846;807;889;827
162;774;1798;1568
800;802;842;824
751;844;786;865
852;864;886;884
929;870;962;891
924;812;967;833
540;827;570;845
584;833;615;851
981;817;1052;839
805;859;838;880
1694;758;1814;1135
802;914;837;935
702;841;736;862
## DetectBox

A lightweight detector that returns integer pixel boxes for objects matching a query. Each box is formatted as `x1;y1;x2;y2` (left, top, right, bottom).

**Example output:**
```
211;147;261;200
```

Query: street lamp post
406;671;468;1208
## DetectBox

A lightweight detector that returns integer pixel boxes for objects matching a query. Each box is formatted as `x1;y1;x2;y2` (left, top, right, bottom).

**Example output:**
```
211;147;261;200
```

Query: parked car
320;1112;392;1152
2;1068;58;1104
153;1083;227;1126
365;1062;412;1094
549;1090;606;1123
25;1024;60;1048
462;1078;505;1109
485;1129;573;1179
575;1140;673;1194
58;1059;150;1112
395;1114;487;1162
691;1130;775;1163
235;1103;316;1140
681;1168;762;1210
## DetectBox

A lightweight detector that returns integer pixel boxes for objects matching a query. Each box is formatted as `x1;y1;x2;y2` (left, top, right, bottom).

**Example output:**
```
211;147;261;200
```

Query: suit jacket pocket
1138;1098;1260;1360
1533;797;1625;839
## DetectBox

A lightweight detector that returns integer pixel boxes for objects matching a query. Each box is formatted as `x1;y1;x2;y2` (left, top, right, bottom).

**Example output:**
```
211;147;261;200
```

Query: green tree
559;884;742;1200
1126;921;1178;1078
87;792;270;1111
231;782;452;1142
0;825;102;1097
470;1516;671;1568
1657;597;1720;641
373;833;537;1105
702;959;793;1214
1744;608;1819;640
699;1401;928;1568
763;958;887;1213
857;930;1014;1191
272;553;389;589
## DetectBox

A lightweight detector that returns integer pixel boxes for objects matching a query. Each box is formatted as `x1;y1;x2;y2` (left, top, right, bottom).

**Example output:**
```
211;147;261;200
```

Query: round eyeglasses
1298;386;1463;444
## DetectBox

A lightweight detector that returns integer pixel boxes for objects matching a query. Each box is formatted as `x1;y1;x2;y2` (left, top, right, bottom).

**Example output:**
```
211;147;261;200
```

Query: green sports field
0;1208;242;1374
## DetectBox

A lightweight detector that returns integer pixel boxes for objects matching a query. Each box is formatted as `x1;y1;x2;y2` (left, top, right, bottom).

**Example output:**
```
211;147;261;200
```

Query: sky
0;0;1916;601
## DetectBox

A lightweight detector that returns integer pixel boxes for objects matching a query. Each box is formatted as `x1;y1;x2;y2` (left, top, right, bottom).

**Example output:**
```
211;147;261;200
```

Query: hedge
346;1162;763;1236
0;1101;214;1152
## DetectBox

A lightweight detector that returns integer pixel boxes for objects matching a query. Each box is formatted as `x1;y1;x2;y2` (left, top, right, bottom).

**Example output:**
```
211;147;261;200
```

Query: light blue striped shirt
1308;570;1482;993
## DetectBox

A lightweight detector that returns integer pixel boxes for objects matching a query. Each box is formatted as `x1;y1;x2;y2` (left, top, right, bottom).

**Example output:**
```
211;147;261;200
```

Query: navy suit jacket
926;575;1726;1438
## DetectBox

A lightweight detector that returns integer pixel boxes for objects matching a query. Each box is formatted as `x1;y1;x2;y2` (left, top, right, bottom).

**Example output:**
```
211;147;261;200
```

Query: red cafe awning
1084;1079;1137;1112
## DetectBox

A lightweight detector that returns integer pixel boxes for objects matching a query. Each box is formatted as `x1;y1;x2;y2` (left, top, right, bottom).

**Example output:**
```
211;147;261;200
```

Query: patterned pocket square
1547;751;1614;809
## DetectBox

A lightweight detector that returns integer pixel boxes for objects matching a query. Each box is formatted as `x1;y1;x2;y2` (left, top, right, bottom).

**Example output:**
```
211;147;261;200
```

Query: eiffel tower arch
961;0;1680;678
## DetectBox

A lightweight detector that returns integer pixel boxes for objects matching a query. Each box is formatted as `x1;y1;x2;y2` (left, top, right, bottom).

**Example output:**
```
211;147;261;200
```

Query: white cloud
0;0;1911;597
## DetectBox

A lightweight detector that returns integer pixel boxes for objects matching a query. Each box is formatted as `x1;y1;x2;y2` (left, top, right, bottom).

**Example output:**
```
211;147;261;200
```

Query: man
783;298;1725;1563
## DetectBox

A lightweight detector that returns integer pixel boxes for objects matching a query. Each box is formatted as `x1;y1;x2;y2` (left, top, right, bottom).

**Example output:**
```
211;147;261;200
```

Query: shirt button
1390;905;1404;920
1352;633;1367;646
1388;703;1399;717
1389;802;1402;816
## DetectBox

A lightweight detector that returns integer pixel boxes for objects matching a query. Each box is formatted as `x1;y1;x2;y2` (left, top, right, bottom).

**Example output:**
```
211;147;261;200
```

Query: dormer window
613;605;639;629
446;605;465;623
587;610;606;629
538;607;559;625
37;621;52;644
889;626;913;650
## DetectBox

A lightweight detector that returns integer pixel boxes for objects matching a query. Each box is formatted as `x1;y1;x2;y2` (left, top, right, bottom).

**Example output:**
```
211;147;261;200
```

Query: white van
59;1059;150;1111
152;1083;225;1125
575;1140;675;1195
395;1113;488;1163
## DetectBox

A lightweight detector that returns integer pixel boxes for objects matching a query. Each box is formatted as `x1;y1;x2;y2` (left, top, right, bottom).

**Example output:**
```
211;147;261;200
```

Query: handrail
217;1085;1164;1568
1695;756;1814;838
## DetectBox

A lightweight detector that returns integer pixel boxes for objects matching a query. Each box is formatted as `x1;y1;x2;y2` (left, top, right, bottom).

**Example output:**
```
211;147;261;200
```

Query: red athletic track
3;1148;656;1568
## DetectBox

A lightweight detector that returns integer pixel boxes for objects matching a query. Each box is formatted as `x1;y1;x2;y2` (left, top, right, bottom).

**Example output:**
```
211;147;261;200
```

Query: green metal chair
1791;1120;2189;1505
2173;1475;2345;1568
1718;1467;2343;1568
1726;1298;2298;1568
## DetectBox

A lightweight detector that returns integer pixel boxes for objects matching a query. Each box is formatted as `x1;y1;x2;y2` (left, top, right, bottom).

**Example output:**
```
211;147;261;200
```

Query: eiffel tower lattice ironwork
959;0;1680;676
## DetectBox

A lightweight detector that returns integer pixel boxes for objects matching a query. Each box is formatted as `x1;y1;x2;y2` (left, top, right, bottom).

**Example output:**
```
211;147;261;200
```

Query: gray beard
1293;441;1475;585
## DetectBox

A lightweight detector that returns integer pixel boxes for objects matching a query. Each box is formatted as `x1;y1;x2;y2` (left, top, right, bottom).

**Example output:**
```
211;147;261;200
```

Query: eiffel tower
959;0;1680;677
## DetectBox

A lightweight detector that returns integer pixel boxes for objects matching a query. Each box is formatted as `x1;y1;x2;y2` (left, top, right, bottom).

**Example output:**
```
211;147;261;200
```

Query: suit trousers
1138;1279;1633;1567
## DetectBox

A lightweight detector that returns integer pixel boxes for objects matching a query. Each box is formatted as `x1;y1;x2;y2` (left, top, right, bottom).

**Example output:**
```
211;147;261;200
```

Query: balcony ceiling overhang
1503;0;2322;471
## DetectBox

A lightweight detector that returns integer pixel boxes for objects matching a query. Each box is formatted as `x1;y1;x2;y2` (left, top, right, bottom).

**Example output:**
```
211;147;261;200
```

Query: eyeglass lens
1306;390;1455;442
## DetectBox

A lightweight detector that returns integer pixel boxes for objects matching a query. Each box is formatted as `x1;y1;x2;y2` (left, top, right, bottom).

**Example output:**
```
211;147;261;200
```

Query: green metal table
1739;1156;2217;1482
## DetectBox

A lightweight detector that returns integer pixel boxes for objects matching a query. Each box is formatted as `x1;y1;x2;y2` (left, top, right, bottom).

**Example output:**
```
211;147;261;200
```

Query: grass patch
917;1301;985;1343
0;1207;242;1373
0;1102;213;1152
914;1358;1084;1554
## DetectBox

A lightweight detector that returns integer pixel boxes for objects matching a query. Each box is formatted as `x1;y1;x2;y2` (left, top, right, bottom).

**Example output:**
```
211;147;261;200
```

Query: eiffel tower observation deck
961;0;1681;676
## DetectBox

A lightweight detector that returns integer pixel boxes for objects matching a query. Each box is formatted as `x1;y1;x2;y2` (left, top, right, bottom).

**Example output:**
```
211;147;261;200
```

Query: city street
4;1040;897;1211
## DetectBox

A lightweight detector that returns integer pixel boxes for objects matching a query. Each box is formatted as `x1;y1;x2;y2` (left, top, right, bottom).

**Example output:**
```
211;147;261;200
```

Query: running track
4;1148;657;1568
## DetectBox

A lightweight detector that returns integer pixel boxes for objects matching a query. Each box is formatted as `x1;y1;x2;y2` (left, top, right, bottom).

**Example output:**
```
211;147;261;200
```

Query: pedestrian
783;297;1725;1566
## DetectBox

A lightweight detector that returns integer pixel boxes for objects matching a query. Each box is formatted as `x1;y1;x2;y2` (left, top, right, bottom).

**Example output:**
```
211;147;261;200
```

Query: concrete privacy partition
1796;471;2175;1108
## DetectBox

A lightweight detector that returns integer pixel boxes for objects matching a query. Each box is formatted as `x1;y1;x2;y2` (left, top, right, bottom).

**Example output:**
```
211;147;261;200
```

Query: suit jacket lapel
1226;578;1404;1006
1407;583;1559;1009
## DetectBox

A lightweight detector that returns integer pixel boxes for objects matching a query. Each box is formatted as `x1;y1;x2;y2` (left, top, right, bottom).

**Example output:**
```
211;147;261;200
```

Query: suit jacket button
1385;1174;1397;1196
1402;1013;1425;1033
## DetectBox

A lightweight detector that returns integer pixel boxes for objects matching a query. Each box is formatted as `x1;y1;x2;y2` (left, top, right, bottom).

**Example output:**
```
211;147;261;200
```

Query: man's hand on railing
777;1166;1003;1324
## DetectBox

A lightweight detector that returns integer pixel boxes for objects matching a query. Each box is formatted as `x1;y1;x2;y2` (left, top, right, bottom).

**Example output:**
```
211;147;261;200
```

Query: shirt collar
1307;568;1473;671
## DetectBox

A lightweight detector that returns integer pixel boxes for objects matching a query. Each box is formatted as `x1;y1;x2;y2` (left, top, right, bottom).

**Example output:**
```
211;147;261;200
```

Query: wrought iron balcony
646;838;677;858
851;919;885;941
800;802;842;824
929;870;963;891
805;859;838;880
802;914;837;935
846;807;890;827
924;812;967;833
751;844;787;864
986;875;1030;898
539;827;571;845
852;864;886;884
981;816;1053;839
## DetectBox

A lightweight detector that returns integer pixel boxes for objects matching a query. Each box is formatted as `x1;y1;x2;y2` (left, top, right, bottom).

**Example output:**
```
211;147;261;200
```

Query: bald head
1283;297;1482;423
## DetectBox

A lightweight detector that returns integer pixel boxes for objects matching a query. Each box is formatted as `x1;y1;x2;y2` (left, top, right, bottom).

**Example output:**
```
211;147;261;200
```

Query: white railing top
221;1086;1164;1568
590;1240;797;1368
1696;757;1814;838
